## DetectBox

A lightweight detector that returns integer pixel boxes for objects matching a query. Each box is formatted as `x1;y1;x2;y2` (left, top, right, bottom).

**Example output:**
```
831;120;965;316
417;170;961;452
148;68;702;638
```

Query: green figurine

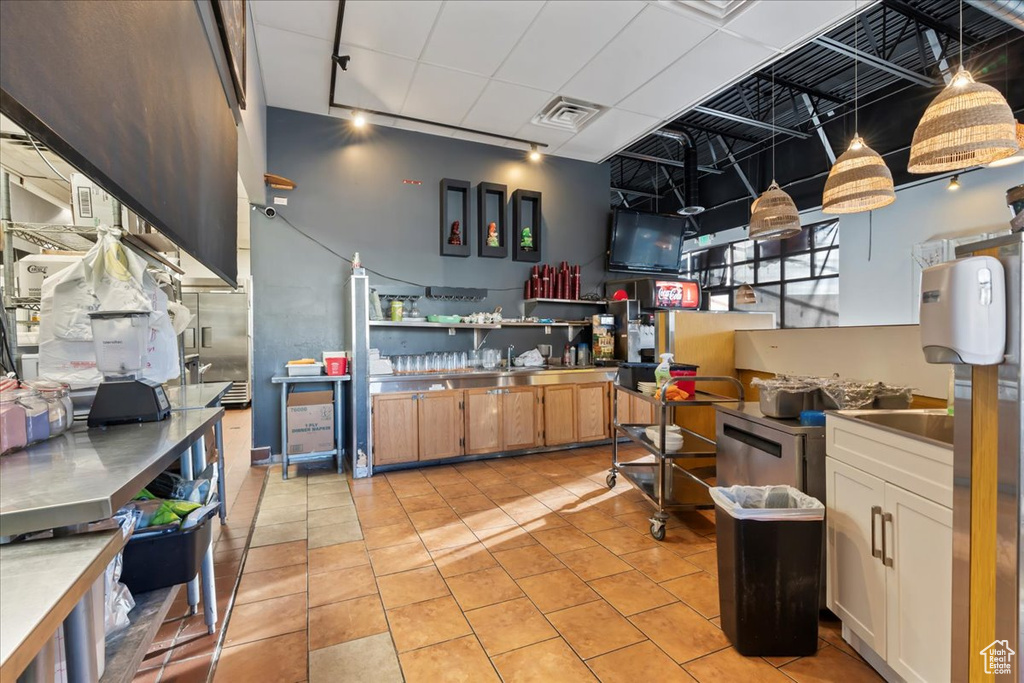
520;226;534;251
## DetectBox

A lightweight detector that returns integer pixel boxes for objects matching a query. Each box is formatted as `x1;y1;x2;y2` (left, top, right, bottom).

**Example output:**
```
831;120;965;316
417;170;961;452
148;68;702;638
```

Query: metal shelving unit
608;376;745;540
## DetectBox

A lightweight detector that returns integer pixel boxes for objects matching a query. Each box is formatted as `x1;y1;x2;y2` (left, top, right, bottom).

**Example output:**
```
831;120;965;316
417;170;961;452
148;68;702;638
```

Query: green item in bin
135;488;158;501
142;500;202;528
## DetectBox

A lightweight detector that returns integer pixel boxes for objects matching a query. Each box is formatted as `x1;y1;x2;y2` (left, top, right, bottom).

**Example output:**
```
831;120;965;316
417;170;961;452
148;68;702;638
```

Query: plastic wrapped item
819;379;877;410
171;462;218;504
873;383;915;409
105;508;139;636
752;377;820;418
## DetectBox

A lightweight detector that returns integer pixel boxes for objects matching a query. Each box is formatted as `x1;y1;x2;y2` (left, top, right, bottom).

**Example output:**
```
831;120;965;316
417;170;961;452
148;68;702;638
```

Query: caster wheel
650;522;666;541
606;473;617;489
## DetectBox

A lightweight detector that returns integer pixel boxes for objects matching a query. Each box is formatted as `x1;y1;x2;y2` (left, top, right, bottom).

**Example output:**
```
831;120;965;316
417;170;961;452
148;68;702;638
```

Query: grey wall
252;107;611;451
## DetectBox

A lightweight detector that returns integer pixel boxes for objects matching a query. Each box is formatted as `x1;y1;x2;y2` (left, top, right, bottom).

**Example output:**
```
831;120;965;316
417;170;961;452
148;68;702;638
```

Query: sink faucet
507;345;515;368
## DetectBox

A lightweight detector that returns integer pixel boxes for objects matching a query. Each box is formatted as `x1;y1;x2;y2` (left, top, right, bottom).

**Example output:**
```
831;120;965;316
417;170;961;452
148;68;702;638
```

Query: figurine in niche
486;222;499;248
447;220;463;246
520;226;534;251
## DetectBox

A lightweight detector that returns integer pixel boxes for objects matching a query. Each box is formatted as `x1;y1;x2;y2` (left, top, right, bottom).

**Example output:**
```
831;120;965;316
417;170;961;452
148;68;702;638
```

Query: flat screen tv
607;209;685;274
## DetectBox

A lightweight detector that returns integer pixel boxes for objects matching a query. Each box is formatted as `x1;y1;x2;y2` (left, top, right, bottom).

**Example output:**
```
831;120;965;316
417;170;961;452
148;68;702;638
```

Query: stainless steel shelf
522;298;606;305
369;320;500;330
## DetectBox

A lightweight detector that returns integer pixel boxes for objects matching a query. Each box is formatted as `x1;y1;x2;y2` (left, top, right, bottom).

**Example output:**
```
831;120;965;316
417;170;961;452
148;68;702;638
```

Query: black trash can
711;485;824;657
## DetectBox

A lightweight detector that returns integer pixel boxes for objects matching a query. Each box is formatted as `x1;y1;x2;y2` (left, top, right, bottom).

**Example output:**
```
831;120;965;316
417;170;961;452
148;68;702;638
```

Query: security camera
263;206;277;219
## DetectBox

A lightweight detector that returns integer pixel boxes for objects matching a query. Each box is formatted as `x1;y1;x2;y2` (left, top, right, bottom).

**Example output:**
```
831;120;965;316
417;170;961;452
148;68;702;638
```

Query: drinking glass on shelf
395;356;405;374
458;351;468;371
443;353;454;372
415;355;425;374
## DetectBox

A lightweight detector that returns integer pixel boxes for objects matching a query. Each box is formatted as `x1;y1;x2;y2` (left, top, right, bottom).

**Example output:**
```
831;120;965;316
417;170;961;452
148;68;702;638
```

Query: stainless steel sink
850;410;954;446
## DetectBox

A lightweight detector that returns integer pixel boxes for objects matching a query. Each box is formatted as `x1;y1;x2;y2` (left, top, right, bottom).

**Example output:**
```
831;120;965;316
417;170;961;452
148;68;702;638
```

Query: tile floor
136;410;885;682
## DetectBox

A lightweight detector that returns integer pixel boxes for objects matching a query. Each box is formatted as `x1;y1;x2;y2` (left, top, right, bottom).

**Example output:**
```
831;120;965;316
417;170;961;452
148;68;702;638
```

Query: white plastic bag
37;227;180;388
709;485;824;521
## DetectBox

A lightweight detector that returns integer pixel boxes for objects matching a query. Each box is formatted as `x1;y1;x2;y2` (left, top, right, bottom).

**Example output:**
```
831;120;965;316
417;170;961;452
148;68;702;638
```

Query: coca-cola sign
654;280;700;309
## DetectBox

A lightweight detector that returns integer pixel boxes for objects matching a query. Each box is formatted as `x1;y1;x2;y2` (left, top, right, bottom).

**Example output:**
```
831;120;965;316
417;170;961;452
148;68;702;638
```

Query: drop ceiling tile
340;1;443;60
461;81;552;137
401;64;489;124
250;0;339;41
619;30;772;119
333;44;417;112
449;130;513;150
724;0;856;51
256;26;333;115
554;108;659;162
420;1;545;77
560;5;716;107
494;1;645;93
391;118;455;139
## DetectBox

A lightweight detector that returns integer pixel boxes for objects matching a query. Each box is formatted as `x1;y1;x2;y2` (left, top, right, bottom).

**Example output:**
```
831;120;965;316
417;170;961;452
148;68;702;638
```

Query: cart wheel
650;522;666;541
606;472;617;489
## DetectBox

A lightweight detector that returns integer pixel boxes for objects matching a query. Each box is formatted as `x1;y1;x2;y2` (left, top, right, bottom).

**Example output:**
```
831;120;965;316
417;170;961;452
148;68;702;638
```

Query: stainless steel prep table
271;375;350;480
0;529;126;683
165;382;232;523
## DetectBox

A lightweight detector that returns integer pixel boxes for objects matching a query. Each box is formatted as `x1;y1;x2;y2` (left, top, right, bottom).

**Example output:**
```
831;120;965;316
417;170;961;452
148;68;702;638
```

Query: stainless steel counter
370;366;618;394
0;529;126;682
829;409;953;449
714;402;825;437
164;382;232;410
0;408;224;537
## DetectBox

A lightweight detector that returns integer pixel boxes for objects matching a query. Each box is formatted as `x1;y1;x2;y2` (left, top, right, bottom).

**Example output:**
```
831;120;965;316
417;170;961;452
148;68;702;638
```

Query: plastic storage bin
618;363;699;392
710;485;824;656
120;508;216;593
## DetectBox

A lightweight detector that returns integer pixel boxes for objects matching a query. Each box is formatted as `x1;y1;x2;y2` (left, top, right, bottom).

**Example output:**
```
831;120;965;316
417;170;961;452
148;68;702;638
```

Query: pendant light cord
854;1;859;136
771;64;776;181
959;0;963;71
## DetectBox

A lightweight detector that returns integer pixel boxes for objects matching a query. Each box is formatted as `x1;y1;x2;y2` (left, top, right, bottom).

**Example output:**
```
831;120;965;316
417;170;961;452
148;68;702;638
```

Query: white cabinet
825;414;954;683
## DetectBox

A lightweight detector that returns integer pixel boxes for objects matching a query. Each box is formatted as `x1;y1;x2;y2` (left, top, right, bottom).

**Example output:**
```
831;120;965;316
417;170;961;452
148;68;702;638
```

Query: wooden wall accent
665;312;774;440
969;364;999;682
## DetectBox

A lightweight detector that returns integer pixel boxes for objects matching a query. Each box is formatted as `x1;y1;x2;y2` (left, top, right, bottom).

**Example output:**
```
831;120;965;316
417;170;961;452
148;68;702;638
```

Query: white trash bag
37;227;180;388
709;485;824;521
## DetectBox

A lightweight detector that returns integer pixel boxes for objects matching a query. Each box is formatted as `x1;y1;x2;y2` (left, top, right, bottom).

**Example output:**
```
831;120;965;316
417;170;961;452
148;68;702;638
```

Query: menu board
654;280;700;309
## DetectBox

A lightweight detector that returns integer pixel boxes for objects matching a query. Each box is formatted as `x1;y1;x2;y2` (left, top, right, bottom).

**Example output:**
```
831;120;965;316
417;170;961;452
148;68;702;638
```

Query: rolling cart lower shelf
608;377;745;540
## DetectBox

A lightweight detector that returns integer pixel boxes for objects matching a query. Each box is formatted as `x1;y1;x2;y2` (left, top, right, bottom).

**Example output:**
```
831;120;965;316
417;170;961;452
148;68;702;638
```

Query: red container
669;366;698;397
325;356;349;376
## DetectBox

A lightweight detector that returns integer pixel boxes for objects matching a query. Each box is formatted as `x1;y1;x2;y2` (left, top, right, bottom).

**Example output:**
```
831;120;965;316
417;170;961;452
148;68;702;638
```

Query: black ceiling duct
678;145;705;216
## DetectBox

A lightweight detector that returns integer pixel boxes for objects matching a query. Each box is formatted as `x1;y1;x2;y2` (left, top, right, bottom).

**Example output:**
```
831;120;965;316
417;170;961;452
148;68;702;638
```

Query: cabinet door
543;385;577;446
577;383;609;442
372;394;419;465
503;387;540;451
418;391;464;461
884;484;952;683
631;395;655;425
826;457;888;654
465;389;502;455
613;387;632;425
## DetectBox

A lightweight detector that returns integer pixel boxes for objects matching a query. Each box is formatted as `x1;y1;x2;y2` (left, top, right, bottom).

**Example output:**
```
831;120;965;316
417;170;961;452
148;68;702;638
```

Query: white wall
803;164;1024;326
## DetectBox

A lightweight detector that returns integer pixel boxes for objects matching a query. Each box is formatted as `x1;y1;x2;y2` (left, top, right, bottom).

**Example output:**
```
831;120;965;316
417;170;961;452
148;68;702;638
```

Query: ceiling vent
532;97;603;134
657;0;752;27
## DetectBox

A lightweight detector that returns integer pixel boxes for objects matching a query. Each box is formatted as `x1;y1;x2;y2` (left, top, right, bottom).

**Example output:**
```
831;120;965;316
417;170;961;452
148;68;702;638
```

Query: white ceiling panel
256;26;334;115
554;108;659;162
333;45;417;113
461;81;552;137
494;0;646;93
726;0;856;51
391;117;455;138
419;1;545;77
339;0;442;60
512;121;577;150
401;64;489;123
619;29;772;119
250;0;339;41
560;5;716;107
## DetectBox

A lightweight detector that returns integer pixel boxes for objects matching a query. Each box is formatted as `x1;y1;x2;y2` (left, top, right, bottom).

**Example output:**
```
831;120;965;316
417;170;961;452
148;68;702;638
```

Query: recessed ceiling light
352;112;366;128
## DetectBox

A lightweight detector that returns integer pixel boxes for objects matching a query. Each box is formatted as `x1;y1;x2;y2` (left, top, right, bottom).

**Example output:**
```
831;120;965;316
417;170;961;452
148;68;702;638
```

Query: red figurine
448;220;463;245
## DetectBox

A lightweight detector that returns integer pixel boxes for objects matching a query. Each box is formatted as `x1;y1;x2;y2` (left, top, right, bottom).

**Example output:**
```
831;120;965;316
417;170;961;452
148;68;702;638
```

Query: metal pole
62;597;99;683
1;171;20;374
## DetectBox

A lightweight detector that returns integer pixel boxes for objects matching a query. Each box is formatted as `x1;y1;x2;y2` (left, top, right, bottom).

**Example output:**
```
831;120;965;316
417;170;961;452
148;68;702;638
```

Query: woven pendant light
750;181;802;240
823;137;896;213
908;69;1019;173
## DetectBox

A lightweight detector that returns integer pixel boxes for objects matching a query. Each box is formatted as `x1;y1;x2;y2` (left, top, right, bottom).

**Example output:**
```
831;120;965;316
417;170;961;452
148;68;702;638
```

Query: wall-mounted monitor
607;209;685;274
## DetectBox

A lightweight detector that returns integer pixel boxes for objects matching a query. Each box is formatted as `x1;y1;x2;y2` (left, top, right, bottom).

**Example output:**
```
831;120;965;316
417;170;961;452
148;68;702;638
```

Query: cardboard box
286;390;334;455
17;254;81;297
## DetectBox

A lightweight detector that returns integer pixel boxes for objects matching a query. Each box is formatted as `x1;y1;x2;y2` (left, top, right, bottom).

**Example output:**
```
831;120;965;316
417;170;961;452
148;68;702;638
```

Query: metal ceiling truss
812;36;940;87
692;106;811;139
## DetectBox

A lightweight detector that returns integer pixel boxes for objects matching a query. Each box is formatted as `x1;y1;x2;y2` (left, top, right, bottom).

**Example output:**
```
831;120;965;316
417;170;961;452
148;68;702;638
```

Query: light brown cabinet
614;387;655;425
502;387;541;451
372;393;419;465
543;385;577;446
576;383;609;442
464;388;503;455
418;391;464;460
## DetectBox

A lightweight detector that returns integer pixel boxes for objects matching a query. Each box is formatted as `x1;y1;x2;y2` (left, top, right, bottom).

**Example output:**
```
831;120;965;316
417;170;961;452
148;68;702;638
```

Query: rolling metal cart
608;376;745;540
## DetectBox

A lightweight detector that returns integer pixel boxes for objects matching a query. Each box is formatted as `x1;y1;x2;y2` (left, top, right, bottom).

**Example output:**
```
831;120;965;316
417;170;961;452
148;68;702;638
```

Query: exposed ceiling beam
751;73;845;106
715;135;758;200
692;106;812;139
611;186;662;199
882;0;983;44
800;94;836;164
813;36;940;87
614;150;724;175
672;122;760;144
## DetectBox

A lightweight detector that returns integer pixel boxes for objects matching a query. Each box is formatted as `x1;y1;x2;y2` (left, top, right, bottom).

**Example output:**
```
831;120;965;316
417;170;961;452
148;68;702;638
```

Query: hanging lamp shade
749;181;802;241
822;136;896;214
1017;122;1024;147
908;70;1019;173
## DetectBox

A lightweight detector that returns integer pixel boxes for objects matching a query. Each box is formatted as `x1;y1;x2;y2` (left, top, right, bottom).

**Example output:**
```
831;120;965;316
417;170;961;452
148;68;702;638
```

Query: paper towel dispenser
920;256;1006;365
